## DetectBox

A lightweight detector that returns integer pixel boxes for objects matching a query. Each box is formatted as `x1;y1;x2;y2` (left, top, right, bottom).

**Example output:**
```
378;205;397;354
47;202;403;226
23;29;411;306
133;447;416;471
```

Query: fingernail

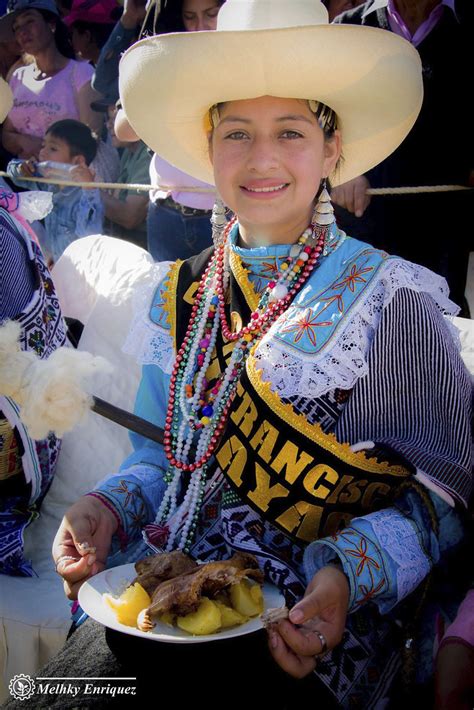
356;210;362;217
289;608;304;624
87;555;96;566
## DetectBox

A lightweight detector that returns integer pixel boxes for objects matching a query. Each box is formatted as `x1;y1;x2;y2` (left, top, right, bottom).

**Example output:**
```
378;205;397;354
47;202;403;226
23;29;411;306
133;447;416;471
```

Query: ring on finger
55;555;78;573
313;629;328;658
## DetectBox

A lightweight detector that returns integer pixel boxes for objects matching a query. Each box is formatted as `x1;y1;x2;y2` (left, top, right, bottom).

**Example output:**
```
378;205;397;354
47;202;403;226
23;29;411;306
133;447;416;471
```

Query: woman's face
210;96;341;244
182;0;222;31
12;10;55;54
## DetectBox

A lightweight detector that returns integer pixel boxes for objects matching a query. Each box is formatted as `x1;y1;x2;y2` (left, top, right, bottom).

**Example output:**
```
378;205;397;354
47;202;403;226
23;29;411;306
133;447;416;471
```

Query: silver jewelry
55;555;78;573
313;628;328;657
313;179;335;229
210;194;227;249
313;179;336;256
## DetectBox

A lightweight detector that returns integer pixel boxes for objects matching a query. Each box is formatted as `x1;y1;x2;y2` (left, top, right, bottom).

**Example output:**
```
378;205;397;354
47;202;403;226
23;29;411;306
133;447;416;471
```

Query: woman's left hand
268;565;350;678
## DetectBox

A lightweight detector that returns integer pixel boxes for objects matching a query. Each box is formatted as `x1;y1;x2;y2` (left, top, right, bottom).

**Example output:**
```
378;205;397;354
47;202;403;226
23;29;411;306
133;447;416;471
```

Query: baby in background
7;119;104;264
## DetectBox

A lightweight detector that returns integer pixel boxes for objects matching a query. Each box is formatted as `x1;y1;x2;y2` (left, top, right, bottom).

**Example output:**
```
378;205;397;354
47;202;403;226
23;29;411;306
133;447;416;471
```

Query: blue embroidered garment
0;208;66;576
91;230;470;705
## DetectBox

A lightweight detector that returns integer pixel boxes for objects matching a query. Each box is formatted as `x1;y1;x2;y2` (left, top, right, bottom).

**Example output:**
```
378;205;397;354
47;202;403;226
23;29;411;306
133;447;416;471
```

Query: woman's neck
34;46;68;76
238;211;313;248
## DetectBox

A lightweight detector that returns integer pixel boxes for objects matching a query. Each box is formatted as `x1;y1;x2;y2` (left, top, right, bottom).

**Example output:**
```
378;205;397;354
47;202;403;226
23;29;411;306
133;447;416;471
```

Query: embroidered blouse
0;208;66;575
92;226;471;614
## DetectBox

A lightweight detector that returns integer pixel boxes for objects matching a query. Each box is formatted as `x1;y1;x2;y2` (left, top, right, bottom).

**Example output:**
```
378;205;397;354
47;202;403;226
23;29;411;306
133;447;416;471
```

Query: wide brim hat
0;76;13;122
0;0;59;42
119;0;423;187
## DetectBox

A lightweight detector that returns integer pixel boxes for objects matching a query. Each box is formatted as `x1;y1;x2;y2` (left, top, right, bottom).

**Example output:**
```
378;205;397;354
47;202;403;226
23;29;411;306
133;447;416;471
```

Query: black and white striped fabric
336;287;472;505
0;209;37;320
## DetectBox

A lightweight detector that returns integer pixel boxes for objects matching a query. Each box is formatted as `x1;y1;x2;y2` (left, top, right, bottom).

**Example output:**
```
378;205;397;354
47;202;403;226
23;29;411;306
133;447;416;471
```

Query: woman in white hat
48;1;471;706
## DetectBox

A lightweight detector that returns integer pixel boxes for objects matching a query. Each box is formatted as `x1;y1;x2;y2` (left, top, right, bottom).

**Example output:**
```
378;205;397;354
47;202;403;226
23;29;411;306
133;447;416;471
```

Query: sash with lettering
173;247;413;546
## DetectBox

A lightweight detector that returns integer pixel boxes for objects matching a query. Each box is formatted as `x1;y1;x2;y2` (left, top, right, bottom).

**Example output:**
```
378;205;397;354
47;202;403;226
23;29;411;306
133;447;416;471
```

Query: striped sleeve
0;210;36;320
336;287;472;505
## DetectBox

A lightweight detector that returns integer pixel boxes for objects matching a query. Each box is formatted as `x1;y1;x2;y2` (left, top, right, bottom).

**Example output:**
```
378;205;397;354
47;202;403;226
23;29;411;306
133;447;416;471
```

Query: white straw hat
119;0;423;186
0;76;13;123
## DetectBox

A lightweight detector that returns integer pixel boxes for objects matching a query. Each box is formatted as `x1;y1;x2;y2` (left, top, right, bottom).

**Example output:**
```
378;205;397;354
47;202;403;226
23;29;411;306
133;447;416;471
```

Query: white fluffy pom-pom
20;349;112;439
0;321;36;403
0;321;112;439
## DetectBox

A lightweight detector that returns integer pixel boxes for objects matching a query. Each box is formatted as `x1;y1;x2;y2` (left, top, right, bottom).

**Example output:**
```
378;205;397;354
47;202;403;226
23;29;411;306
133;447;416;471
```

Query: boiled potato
103;582;151;627
250;583;264;610
230;580;264;617
177;597;222;635
215;600;248;628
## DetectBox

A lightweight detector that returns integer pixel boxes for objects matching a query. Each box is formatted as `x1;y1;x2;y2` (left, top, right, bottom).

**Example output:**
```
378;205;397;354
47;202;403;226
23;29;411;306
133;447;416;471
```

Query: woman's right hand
52;495;118;600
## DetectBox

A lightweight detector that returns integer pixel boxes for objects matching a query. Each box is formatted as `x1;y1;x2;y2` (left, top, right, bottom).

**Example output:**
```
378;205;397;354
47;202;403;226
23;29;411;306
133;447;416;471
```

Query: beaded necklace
154;216;328;552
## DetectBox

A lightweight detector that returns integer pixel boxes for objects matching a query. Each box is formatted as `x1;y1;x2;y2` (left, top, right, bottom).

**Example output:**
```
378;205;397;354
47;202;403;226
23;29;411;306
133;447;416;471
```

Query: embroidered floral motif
260;260;280;277
343;534;381;577
356;578;386;606
102;480;150;538
128;503;147;535
331;527;387;610
282;306;332;346
321;293;345;313
332;263;374;293
110;480;136;507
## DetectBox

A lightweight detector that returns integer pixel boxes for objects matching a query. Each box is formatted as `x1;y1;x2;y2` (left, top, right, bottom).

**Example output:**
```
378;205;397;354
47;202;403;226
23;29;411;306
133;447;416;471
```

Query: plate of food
78;551;285;643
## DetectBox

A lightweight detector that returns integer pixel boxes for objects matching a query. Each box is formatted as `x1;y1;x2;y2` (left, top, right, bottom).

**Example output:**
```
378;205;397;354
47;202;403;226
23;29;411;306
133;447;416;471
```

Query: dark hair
70;20;116;50
46;119;98;165
211;99;338;138
140;0;225;37
38;9;75;58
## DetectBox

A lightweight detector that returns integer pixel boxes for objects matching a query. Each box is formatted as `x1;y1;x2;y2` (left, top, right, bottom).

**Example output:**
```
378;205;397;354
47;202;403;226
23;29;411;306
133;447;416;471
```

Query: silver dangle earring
312;179;335;254
211;194;227;249
313;179;335;228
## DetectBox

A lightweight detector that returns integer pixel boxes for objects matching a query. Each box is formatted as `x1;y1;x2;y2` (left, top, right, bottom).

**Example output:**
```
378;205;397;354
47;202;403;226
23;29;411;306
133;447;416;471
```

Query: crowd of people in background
0;0;471;313
0;1;472;707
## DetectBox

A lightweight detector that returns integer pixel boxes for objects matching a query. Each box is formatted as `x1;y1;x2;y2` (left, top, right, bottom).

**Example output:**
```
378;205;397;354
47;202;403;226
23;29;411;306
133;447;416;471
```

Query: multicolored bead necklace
153;216;328;552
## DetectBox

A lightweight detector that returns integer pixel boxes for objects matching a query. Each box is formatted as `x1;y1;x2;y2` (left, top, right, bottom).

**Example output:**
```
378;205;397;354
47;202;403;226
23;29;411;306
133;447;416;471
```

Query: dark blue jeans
147;201;213;262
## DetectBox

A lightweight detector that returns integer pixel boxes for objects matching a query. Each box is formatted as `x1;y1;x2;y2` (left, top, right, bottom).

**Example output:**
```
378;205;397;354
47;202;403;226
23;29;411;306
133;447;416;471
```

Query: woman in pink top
0;0;102;160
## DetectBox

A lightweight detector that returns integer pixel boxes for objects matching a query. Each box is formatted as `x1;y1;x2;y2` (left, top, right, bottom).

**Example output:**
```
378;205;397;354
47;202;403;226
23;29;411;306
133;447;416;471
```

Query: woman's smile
240;180;290;199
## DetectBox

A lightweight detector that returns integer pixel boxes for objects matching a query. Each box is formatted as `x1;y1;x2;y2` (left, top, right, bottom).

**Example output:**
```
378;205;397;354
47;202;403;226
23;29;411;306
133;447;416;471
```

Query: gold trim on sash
229;250;260;313
161;259;183;347
246;353;409;477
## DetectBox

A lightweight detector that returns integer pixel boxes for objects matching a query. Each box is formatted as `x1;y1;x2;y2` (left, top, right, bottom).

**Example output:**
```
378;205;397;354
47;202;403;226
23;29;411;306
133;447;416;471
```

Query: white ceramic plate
78;562;285;644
